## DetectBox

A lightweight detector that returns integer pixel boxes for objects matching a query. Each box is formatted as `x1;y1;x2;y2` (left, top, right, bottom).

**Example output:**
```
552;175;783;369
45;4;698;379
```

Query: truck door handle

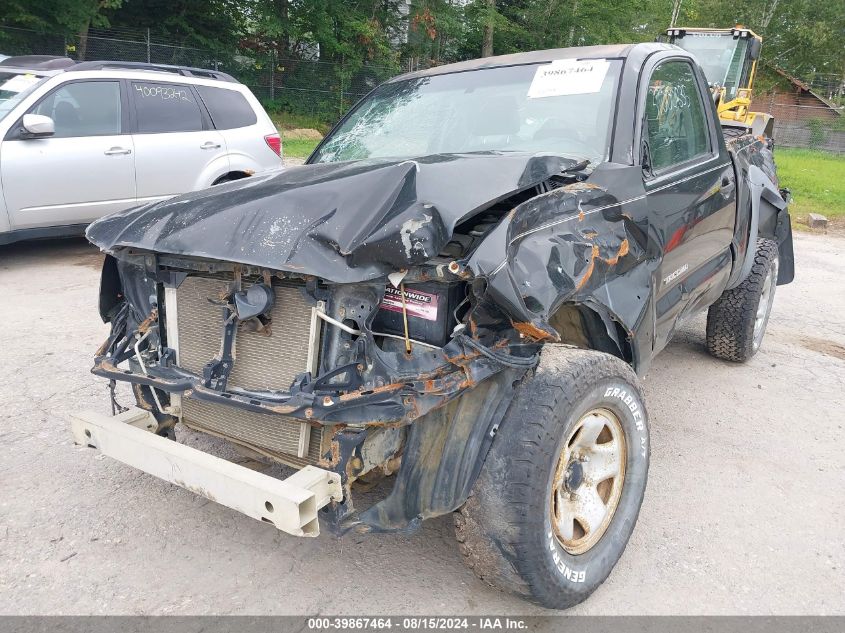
200;141;222;150
721;176;735;193
104;147;131;155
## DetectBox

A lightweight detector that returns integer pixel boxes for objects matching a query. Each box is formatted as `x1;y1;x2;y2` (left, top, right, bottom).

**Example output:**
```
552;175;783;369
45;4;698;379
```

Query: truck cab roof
390;42;680;83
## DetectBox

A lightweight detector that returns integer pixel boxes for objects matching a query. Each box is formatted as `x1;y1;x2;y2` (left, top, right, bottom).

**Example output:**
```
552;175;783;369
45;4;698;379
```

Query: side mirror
749;38;762;60
21;113;54;138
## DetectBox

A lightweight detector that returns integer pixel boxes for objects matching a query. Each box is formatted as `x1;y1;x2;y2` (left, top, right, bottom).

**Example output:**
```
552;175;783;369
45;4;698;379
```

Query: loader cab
667;27;764;129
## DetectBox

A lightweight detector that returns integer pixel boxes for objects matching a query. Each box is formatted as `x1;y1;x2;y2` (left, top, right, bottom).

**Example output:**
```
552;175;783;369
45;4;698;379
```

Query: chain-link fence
0;25;399;123
241;55;396;121
754;68;845;154
804;73;845;103
772;105;845;154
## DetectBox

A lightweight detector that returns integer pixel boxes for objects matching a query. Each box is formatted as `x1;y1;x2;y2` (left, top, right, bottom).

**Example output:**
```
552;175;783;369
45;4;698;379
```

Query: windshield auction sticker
527;58;610;98
380;287;438;321
0;73;39;93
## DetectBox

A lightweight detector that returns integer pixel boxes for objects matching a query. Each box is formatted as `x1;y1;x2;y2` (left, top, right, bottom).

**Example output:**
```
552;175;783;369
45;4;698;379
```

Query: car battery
371;281;465;348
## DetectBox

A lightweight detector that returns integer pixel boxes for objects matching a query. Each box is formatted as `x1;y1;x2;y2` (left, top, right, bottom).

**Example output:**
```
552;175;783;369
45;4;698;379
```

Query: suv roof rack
0;55;76;70
70;61;238;83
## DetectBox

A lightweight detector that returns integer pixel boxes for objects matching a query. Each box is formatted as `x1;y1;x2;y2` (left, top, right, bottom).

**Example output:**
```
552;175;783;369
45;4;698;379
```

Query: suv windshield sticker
0;74;39;93
527;59;609;98
379;286;439;321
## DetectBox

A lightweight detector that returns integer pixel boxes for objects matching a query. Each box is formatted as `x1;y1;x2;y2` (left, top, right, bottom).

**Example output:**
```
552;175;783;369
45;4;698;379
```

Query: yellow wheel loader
667;26;774;137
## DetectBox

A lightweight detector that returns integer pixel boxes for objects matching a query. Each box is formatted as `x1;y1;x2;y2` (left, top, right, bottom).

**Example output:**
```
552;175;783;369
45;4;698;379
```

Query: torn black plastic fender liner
85;152;581;283
112;258;156;333
355;368;521;532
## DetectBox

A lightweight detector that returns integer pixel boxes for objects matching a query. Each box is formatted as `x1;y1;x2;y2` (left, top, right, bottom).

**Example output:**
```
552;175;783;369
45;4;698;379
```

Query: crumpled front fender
468;162;658;370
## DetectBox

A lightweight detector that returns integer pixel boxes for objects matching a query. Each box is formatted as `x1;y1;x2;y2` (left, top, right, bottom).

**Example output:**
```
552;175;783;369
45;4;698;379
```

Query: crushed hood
86;152;578;283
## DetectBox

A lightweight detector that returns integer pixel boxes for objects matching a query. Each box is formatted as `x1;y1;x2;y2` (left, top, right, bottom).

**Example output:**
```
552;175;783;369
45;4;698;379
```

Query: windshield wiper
561;159;590;173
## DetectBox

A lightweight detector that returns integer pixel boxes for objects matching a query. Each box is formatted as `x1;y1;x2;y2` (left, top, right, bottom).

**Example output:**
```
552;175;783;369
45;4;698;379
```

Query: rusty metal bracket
202;305;237;391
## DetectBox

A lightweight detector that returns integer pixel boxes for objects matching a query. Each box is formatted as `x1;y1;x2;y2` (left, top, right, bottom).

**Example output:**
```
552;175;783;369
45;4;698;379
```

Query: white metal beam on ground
70;408;342;536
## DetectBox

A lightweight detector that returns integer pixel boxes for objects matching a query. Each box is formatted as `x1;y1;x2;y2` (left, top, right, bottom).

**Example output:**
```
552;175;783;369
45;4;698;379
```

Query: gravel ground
0;230;843;616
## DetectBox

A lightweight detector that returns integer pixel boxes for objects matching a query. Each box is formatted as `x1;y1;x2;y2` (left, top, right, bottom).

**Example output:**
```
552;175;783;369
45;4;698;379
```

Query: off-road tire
706;238;779;362
454;346;650;609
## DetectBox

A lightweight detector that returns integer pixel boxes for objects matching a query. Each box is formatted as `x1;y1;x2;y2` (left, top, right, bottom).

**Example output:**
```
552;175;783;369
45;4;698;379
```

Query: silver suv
0;58;282;245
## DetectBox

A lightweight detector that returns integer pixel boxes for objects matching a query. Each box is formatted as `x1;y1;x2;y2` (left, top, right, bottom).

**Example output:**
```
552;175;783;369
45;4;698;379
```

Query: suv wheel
454;346;649;609
706;238;779;362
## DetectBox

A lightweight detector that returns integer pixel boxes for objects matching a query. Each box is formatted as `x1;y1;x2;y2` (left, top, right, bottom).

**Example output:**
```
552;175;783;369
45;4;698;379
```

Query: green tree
679;0;845;79
0;0;124;59
404;0;465;65
107;0;245;51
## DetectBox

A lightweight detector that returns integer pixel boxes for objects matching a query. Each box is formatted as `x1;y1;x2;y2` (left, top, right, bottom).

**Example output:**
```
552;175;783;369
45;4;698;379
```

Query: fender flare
729;164;787;289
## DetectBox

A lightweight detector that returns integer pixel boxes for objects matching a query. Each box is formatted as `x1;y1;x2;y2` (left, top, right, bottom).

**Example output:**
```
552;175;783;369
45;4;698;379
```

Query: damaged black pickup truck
74;42;794;609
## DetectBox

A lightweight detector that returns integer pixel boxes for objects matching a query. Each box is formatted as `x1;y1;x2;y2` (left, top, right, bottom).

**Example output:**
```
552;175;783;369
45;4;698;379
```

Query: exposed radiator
170;276;323;467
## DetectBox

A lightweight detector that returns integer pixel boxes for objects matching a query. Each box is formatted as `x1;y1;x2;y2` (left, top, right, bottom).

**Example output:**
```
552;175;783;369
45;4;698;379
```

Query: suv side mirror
21;113;55;138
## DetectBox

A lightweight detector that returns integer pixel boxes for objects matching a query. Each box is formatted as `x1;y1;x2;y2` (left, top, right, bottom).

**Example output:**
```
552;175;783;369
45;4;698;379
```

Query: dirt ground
0;231;843;616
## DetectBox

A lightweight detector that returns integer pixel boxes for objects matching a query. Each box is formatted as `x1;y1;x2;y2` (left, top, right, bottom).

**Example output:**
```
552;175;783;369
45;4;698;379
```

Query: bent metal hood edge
86;152;580;283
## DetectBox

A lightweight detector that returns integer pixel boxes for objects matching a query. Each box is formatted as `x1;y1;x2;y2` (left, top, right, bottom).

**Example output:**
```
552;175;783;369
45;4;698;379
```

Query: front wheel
454;346;650;609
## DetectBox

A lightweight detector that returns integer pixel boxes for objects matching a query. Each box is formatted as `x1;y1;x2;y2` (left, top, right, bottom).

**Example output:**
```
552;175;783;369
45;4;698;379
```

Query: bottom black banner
0;616;843;633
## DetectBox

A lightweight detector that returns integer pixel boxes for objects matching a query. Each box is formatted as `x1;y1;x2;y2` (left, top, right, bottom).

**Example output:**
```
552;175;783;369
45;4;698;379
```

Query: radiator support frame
165;278;321;462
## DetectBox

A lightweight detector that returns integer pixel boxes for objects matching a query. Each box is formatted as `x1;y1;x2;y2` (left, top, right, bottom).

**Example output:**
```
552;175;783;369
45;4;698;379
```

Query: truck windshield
673;33;750;99
312;59;622;165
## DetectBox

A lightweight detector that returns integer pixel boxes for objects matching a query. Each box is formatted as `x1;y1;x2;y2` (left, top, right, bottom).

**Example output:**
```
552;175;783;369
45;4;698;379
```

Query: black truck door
639;58;737;351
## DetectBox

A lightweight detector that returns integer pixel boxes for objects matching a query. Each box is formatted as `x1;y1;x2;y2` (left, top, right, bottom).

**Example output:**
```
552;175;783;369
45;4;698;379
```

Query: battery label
379;286;439;321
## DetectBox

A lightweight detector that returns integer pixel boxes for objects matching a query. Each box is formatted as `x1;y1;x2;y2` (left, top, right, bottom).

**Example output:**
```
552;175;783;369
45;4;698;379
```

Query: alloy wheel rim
551;408;627;555
753;260;778;350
